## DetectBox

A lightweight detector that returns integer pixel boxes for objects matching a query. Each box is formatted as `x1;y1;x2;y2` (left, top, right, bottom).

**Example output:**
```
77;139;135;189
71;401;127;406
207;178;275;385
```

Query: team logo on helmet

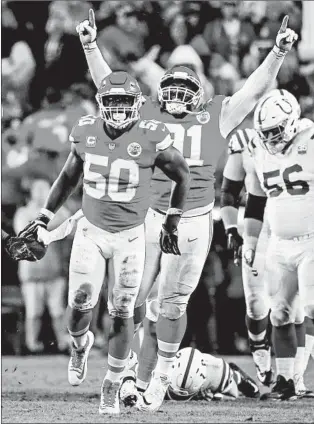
196;111;210;124
86;136;97;147
127;142;142;158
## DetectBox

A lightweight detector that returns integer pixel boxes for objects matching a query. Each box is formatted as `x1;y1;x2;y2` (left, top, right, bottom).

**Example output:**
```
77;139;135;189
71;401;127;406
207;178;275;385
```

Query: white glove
37;209;84;245
76;9;97;49
275;15;298;53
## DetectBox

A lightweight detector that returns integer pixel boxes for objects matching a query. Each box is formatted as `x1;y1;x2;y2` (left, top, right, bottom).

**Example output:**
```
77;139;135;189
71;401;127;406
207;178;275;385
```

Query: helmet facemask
96;93;141;129
158;73;203;115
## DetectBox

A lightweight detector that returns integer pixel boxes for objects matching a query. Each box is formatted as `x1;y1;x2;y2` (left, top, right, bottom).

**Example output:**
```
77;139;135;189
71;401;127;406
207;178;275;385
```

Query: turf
2;352;314;423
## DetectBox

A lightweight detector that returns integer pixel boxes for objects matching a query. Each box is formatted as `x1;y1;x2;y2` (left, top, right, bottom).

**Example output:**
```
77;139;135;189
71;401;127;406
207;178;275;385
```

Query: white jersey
250;119;314;239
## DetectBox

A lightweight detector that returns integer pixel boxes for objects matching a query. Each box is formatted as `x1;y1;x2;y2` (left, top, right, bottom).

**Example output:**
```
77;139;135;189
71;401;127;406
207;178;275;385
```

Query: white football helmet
167;348;207;401
253;89;301;154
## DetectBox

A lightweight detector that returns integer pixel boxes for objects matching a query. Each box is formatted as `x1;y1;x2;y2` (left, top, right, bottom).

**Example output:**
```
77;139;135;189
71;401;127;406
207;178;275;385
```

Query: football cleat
250;339;274;386
294;375;314;398
68;331;94;386
260;375;298;401
119;369;139;407
99;379;121;415
136;371;170;412
229;362;260;398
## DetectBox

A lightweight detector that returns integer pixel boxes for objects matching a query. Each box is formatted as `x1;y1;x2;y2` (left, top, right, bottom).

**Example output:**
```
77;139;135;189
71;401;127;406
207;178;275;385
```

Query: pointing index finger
89;9;95;28
279;15;289;33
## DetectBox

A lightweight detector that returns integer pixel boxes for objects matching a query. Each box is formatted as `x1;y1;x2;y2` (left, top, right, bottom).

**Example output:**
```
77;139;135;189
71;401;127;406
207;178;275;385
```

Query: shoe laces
146;373;169;400
253;348;270;372
70;346;86;370
101;380;119;407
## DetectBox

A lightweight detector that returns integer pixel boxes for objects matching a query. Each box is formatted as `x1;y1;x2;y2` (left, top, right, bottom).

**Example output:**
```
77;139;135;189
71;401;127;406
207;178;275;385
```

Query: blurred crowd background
2;0;314;357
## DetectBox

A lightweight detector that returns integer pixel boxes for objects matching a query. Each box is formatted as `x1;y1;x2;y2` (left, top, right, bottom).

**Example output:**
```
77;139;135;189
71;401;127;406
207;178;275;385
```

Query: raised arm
220;16;298;138
76;9;112;88
19;143;83;239
155;146;190;255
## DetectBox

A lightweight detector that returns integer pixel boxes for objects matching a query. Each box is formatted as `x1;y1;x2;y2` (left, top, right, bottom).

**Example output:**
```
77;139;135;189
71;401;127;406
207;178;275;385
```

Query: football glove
160;225;180;256
275;15;298;54
226;227;243;266
18;213;51;240
3;235;46;262
76;9;97;49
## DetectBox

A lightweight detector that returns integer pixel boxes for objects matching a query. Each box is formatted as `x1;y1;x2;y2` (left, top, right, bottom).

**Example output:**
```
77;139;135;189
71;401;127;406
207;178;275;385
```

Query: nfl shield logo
127;142;142;158
86;136;96;147
298;144;307;154
196;111;210;124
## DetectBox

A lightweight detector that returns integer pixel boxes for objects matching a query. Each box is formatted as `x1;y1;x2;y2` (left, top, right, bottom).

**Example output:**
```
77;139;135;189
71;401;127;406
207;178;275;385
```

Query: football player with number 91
17;70;191;415
76;9;298;412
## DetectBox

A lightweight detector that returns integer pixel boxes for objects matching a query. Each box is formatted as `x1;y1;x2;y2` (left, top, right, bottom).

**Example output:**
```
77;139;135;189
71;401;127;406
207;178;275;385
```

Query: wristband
272;45;287;58
166;208;183;216
243;236;258;251
40;208;55;221
83;41;97;52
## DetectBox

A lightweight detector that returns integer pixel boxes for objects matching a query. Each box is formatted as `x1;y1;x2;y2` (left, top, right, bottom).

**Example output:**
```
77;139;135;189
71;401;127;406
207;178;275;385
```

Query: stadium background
2;0;314;358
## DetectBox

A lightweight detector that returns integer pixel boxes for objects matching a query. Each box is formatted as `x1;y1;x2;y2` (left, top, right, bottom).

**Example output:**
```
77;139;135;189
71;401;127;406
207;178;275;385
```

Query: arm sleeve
84;43;112;88
244;193;267;222
220;48;286;138
220;177;244;209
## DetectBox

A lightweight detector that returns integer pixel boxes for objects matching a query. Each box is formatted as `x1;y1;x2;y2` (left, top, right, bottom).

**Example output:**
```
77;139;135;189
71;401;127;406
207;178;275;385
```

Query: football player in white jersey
76;10;299;411
221;90;314;398
241;91;314;400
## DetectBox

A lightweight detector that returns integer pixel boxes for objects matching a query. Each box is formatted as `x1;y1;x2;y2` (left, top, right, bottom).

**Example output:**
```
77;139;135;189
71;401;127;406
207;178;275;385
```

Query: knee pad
68;282;94;311
270;304;294;327
245;295;268;321
159;300;186;320
146;299;159;323
109;291;136;319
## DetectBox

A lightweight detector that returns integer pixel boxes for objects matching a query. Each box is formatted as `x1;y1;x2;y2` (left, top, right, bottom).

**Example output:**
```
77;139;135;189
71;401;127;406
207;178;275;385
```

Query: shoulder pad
205;95;226;109
298;118;314;132
228;128;257;155
139;119;173;151
69;115;98;143
141;97;160;120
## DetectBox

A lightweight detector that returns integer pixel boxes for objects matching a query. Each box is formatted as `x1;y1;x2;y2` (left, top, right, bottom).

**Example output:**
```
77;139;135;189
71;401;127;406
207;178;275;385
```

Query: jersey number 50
263;164;309;197
84;153;139;202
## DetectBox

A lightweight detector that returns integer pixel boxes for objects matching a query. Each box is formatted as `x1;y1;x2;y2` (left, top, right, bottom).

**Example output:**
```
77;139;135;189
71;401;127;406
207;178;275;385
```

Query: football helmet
96;71;142;129
254;89;301;154
167;348;207;401
158;66;204;115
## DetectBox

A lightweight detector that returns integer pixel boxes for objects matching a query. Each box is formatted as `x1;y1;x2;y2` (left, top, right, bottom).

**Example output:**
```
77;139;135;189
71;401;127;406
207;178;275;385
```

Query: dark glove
159;224;181;255
226;227;243;266
18;213;50;239
4;236;46;261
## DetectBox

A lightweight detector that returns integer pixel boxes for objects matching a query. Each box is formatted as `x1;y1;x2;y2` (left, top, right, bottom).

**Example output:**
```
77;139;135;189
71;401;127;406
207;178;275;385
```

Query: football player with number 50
76;9;298;412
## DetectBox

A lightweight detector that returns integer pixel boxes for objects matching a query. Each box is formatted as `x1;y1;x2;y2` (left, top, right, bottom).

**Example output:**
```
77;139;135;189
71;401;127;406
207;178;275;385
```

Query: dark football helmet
158;65;204;115
96;71;142;129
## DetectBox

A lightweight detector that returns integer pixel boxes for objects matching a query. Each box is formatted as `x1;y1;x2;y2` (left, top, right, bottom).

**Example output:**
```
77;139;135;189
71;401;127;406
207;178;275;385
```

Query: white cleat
99;379;121;415
68;331;94;386
252;347;274;387
119;369;139;407
136;371;170;412
294;375;314;398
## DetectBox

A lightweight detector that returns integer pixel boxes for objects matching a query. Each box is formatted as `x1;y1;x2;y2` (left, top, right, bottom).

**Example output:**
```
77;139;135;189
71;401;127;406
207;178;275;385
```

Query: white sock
155;353;176;377
276;358;295;380
136;378;149;391
294;347;305;380
71;332;88;349
304;334;314;370
248;329;267;342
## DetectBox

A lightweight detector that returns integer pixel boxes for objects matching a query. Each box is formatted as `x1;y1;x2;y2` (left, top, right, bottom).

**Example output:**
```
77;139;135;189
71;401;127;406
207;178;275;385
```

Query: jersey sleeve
154;123;173;151
228;128;257;155
69;115;97;144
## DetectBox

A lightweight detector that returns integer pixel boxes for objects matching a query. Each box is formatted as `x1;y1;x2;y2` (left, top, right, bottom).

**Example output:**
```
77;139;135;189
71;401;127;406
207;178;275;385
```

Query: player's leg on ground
47;277;68;351
99;224;145;415
242;229;272;385
296;244;314;397
263;238;299;400
22;281;45;352
139;213;213;411
67;219;105;386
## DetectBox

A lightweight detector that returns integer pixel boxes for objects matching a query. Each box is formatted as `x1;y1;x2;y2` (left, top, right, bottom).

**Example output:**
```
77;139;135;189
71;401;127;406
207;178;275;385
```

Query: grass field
2;351;314;423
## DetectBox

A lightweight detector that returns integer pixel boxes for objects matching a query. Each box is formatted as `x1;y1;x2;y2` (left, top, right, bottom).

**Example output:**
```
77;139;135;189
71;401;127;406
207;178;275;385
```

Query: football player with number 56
76;9;299;412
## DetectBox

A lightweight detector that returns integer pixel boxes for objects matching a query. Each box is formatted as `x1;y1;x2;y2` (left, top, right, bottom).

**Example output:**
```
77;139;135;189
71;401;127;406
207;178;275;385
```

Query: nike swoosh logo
188;238;198;242
128;237;138;242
